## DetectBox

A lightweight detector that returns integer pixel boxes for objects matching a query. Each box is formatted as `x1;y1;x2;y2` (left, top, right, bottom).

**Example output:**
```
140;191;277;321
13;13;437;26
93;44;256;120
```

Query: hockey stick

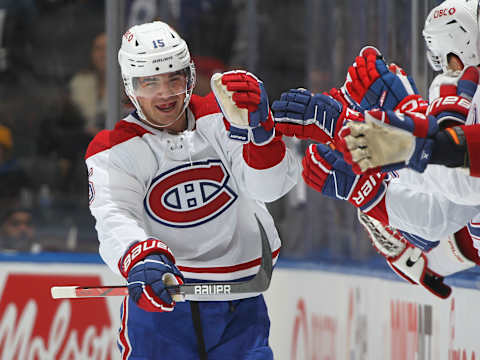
51;214;273;301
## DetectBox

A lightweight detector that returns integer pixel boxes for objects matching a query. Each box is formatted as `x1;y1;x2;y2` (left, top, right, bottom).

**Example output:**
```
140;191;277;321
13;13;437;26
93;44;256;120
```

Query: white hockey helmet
118;21;196;123
422;0;480;73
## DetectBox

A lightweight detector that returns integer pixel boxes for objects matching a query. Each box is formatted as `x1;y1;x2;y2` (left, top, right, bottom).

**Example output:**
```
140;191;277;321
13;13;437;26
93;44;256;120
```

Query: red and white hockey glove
211;70;275;145
341;46;428;113
302;143;388;221
271;88;362;143
357;210;452;299
427;65;479;127
119;239;184;312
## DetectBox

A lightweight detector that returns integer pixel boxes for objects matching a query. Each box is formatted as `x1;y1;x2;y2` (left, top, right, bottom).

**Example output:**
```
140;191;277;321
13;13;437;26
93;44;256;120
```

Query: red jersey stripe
119;298;132;360
178;248;280;274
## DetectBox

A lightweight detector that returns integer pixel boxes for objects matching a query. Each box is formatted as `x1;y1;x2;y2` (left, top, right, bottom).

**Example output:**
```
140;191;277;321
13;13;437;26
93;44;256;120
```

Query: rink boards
265;261;480;360
0;254;479;359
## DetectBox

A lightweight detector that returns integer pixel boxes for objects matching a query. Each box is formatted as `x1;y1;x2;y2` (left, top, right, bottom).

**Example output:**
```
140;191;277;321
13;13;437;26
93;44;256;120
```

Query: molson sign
0;263;123;359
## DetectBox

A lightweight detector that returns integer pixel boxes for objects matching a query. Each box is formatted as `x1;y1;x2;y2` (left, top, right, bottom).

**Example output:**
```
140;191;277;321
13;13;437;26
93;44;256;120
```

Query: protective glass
133;68;194;98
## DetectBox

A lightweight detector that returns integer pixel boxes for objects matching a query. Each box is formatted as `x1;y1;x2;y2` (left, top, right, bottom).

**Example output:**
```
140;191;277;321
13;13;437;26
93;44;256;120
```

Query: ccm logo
194;284;231;295
434;7;456;18
352;174;382;206
124;30;134;41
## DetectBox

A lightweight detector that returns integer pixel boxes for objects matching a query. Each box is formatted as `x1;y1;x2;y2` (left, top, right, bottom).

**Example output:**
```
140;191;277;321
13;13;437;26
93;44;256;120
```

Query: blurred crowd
0;0;421;262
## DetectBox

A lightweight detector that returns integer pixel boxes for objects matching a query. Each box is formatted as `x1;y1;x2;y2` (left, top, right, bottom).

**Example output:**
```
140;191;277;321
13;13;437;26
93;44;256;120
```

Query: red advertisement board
0;266;121;359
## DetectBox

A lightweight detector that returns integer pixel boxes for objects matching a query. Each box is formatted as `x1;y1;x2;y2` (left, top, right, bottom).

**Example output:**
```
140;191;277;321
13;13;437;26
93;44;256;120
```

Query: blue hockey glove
272;89;361;143
119;239;184;312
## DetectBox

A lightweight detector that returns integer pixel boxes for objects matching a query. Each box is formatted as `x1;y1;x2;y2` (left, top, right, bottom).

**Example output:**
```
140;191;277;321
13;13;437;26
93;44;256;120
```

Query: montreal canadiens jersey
382;77;480;241
85;93;300;299
385;167;480;240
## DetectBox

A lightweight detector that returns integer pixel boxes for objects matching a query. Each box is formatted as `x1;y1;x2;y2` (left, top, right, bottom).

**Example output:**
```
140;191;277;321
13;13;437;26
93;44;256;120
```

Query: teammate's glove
272;89;339;142
357;210;452;299
339;109;438;173
211;70;275;145
339;67;479;174
341;46;428;113
427;65;479;126
119;239;184;312
302;143;387;215
272;88;363;143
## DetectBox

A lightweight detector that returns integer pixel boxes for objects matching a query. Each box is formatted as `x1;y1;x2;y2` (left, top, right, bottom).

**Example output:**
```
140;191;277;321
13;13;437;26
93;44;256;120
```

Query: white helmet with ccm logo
118;21;196;122
423;0;480;73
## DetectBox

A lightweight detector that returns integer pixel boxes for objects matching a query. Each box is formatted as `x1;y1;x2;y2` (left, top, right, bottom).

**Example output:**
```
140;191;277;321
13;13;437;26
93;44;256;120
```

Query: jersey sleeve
385;179;480;240
462;124;480;177
86;140;156;275
219;128;301;202
395;166;480;206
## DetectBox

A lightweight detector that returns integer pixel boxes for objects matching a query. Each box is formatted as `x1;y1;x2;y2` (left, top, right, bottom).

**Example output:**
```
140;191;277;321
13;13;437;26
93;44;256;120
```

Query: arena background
1;0;479;359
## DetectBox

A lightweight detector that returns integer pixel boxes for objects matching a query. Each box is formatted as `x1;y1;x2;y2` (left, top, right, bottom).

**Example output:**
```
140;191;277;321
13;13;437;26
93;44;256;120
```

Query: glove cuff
242;135;286;169
427;95;470;119
119;238;175;278
406;138;435;173
394;94;428;114
339;86;364;112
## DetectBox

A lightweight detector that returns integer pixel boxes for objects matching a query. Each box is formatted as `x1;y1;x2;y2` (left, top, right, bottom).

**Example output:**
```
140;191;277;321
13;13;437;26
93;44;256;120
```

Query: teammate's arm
384;179;480;240
301;141;480;239
427;123;480;179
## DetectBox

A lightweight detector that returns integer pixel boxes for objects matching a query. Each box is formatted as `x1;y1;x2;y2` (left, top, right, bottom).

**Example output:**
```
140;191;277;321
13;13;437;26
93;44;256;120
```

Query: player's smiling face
135;71;188;129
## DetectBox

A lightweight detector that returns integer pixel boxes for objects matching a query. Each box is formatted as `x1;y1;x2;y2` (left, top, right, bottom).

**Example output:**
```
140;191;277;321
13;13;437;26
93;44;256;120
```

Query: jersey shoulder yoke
85;120;152;159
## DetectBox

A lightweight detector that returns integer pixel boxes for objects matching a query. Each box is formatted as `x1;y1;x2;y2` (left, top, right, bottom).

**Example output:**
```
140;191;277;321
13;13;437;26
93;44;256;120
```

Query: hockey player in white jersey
341;0;480;181
271;0;480;298
85;21;299;359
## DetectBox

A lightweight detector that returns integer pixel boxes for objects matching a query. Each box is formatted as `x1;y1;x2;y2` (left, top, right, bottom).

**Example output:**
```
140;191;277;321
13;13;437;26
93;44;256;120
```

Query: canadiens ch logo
144;159;237;228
